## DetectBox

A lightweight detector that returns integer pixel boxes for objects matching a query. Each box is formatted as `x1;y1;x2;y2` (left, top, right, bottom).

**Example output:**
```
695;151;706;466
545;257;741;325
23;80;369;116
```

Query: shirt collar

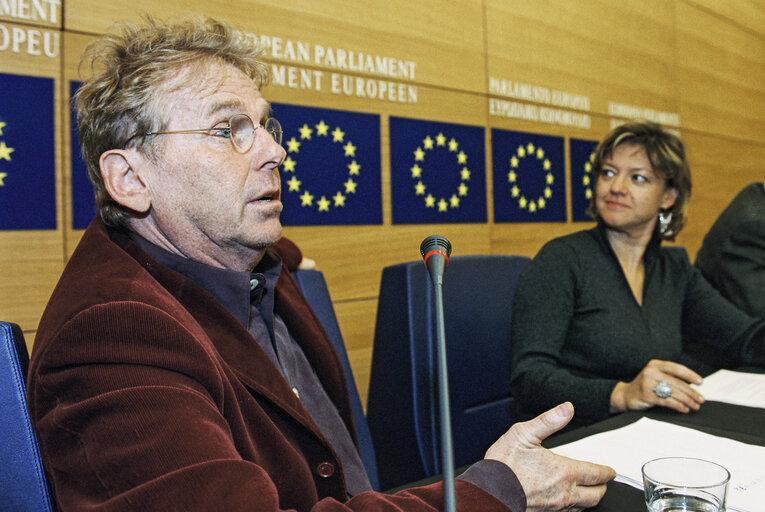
128;233;282;328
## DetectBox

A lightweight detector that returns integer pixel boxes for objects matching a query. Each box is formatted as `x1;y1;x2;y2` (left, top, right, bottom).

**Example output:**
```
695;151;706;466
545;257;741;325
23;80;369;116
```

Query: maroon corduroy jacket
28;218;511;511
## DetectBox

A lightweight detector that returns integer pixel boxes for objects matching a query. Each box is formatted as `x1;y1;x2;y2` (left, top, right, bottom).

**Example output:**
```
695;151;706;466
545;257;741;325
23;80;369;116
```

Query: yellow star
287;176;301;191
343;141;356;157
544;159;551;170
584;162;591;172
410;164;422;178
461;167;471;181
508;170;517;183
457;151;467;164
436;133;446;146
529;201;537;213
517;146;526;158
438;198;448;212
449;194;460;208
536;148;544;159
425;194;436;207
317;196;330;211
282;156;297;172
544;187;552;198
0;172;6;186
348;160;361;175
519;196;527;209
538;198;547;209
448;138;458;152
511;185;520;197
527;142;535;154
423;136;434;149
299;124;313;139
286;137;301;153
0;141;15;161
333;192;346;207
316;121;329;136
332;127;345;142
414;147;425;161
458;183;468;196
415;181;426;195
300;191;314;206
344;178;357;194
0;121;6;135
546;172;554;184
589;152;595;162
510;156;519;168
585;188;593;199
583;175;590;186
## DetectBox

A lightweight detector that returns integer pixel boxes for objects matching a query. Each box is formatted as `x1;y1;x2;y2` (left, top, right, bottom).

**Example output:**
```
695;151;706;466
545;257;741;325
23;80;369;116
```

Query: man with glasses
29;16;613;511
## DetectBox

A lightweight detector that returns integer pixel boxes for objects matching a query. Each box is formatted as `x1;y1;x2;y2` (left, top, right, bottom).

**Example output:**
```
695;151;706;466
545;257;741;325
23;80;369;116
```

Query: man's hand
610;359;705;414
485;402;615;512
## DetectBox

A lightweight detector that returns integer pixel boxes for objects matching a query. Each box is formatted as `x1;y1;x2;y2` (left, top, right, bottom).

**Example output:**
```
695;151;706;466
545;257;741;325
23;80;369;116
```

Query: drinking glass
642;457;729;512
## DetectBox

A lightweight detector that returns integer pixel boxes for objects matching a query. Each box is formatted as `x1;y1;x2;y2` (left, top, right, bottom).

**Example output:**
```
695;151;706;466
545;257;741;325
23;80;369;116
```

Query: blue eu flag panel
70;81;97;230
390;117;487;224
273;103;382;226
0;72;56;230
492;129;565;223
570;138;599;222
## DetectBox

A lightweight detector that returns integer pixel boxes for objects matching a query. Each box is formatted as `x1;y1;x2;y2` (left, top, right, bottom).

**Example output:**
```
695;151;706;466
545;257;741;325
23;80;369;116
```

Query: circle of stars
410;133;470;213
581;151;596;201
282;120;360;212
0;121;14;186
507;142;554;213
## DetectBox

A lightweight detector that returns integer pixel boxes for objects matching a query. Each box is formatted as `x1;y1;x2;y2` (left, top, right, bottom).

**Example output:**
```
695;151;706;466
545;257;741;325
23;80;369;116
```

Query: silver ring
654;380;672;399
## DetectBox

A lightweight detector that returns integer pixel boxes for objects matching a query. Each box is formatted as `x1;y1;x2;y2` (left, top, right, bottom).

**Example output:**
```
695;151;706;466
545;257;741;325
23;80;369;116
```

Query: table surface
543;396;765;511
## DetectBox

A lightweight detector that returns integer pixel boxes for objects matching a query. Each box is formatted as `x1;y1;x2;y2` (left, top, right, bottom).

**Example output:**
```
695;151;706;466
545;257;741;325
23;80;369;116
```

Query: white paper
693;370;765;409
551;417;765;512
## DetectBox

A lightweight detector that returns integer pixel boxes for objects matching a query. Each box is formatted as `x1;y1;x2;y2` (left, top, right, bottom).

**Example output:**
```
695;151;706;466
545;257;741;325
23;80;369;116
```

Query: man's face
137;61;287;270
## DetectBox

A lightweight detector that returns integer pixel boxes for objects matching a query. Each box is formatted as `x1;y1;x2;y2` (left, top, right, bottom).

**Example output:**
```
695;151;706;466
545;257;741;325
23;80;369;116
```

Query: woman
509;121;765;427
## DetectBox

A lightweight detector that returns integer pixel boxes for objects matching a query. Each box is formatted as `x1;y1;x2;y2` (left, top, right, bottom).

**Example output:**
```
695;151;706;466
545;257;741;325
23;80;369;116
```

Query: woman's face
595;143;678;238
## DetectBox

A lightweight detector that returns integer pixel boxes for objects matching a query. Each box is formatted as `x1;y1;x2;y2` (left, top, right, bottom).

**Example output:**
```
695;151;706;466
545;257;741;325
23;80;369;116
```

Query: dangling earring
658;210;672;235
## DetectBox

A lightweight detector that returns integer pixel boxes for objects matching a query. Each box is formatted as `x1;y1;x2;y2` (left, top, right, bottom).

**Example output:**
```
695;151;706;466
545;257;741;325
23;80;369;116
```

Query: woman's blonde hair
587;120;692;240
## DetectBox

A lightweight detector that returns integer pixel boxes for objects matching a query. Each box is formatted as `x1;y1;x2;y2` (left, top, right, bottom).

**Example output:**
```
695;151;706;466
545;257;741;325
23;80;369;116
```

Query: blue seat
366;254;530;490
291;269;380;491
0;321;54;511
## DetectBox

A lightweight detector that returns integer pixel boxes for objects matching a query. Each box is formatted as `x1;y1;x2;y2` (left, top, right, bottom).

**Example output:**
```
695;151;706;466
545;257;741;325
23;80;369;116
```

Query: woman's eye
632;174;648;183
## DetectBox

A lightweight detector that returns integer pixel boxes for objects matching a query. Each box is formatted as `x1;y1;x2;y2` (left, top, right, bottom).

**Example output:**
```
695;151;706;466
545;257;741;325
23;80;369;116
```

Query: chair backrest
0;321;54;511
366;254;530;490
291;269;380;491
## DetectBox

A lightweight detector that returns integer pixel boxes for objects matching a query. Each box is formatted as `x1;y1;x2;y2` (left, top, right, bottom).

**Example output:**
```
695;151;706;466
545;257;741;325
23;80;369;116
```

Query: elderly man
29;16;613;511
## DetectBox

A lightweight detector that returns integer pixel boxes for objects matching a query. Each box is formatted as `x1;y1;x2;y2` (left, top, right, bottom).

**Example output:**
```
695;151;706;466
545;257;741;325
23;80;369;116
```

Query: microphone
420;234;452;286
420;235;456;512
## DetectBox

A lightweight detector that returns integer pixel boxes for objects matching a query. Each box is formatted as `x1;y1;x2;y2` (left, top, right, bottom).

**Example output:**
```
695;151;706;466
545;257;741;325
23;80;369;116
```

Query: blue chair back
0;321;54;511
366;254;530;490
291;269;380;491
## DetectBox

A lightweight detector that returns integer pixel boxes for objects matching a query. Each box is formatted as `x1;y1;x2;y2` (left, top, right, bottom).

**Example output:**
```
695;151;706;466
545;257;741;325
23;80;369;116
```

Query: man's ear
99;149;151;213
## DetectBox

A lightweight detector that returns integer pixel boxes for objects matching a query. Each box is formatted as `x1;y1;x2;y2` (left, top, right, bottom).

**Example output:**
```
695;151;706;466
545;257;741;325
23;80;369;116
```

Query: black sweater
510;223;765;425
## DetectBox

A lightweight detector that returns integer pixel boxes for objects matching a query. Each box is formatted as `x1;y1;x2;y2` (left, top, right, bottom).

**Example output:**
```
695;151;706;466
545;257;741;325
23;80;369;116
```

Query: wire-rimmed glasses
143;114;282;153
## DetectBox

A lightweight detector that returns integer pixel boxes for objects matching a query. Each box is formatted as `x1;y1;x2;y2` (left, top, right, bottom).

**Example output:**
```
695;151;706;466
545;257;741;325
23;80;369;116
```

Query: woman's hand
610;359;705;414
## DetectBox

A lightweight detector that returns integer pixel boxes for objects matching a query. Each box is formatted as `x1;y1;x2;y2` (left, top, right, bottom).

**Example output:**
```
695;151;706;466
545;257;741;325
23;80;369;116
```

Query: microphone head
420;234;452;264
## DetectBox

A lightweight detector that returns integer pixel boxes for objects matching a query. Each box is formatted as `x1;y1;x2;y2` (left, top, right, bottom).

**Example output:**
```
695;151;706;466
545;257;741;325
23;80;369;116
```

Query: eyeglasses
142;114;282;153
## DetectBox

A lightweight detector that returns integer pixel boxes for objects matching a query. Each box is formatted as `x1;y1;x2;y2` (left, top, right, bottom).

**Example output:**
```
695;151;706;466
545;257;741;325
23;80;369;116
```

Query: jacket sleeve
510;240;618;424
30;302;517;512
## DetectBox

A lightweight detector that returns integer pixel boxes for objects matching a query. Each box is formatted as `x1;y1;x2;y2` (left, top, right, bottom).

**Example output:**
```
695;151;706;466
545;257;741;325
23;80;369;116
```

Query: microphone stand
421;235;456;512
432;276;457;512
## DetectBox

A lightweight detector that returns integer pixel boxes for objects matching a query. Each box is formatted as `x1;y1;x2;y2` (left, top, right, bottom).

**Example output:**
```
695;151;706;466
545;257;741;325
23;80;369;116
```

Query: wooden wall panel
64;0;486;92
676;2;765;140
0;19;64;346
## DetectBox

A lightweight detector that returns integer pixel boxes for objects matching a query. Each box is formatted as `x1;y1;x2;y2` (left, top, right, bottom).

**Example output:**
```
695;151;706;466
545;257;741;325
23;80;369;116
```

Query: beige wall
2;0;764;408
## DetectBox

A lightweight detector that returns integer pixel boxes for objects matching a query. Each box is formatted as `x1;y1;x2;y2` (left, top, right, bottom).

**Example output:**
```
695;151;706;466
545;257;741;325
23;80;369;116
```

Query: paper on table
551;417;765;512
693;370;765;409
